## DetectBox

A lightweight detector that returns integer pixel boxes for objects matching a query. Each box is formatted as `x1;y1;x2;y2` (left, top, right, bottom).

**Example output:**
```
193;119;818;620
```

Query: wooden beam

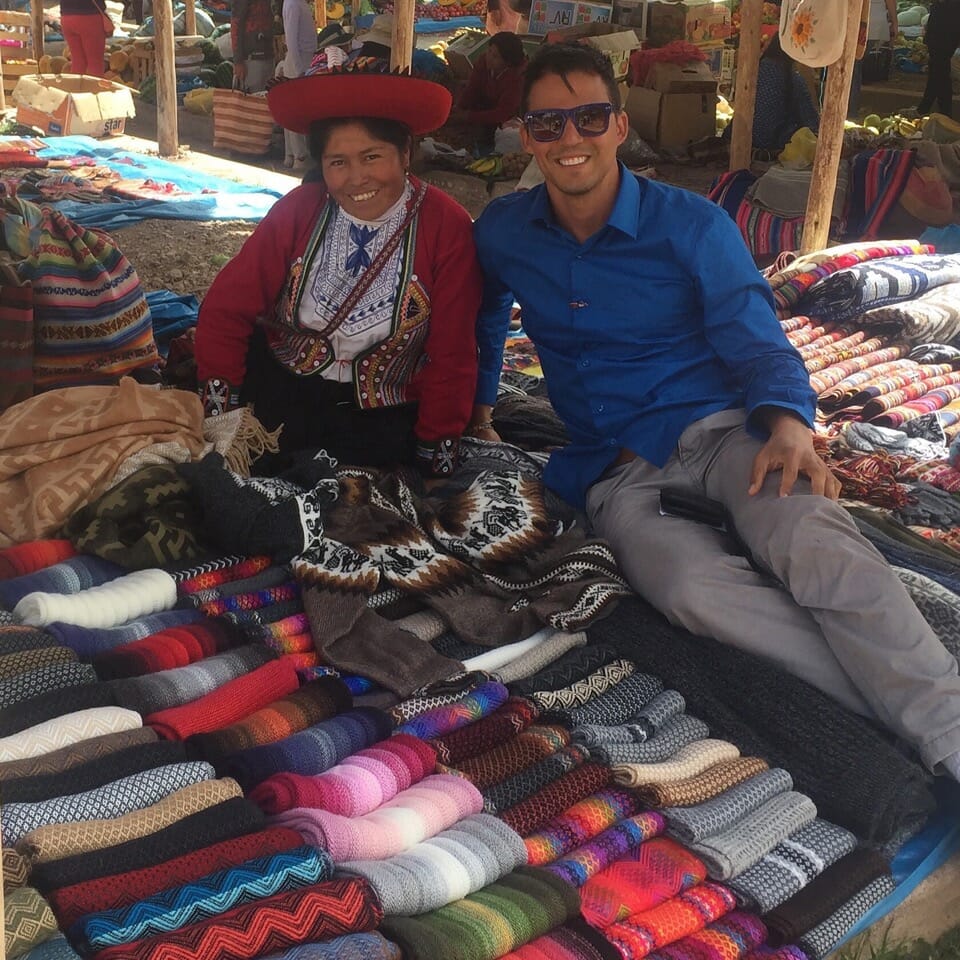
153;0;178;157
31;0;43;62
0;49;6;114
728;0;762;171
800;0;860;253
390;0;415;72
183;0;197;38
315;0;327;30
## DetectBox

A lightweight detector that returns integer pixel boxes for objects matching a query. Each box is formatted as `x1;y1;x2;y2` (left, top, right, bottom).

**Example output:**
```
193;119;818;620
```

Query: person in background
61;0;108;76
917;0;960;118
472;41;960;787
486;0;521;35
848;0;898;116
447;32;527;145
281;0;318;169
752;34;820;154
196;66;481;478
232;0;275;91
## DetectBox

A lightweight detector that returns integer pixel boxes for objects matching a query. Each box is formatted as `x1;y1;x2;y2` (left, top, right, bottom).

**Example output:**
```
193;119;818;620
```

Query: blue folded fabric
42;609;203;660
0;557;124;610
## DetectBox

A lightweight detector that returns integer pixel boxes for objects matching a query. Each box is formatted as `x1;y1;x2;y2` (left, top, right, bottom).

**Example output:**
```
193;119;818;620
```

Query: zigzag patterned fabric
46;826;302;931
507;644;624;698
501;763;611;837
524;789;646;867
3;845;30;891
581;837;707;929
483;746;588;815
531;659;637;712
2;760;215;846
91;877;383;960
448;726;571;790
0;661;96;710
646;910;767;960
395;681;510;740
0;683;122;739
430;698;539;765
546;813;666;889
72;846;333;952
5;886;59;958
551;672;665;729
0;706;143;764
388;673;490;726
173;557;273;595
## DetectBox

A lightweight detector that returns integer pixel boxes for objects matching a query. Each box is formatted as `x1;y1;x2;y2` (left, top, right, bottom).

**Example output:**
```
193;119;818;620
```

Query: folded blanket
92;877;383;960
339;813;527;916
395;681;510;740
591;715;711;765
548;671;664;728
3;846;30;892
0;740;186;803
0;540;77;581
647;911;767;960
0;626;59;655
580;836;707;929
0;706;142;763
388;672;490;726
0;645;77;680
34;797;265;896
728;817;858;914
634;757;771;809
72;845;332;953
110;645;277;715
17;936;82;959
44;609;205;660
502;917;624;960
146;659;300;740
689;791;818;881
272;774;484;863
174;556;273;597
5;886;58;959
17;777;242;863
0;678;124;738
251;933;401;960
92;620;242;680
483;746;587;815
500;763;611;837
796;875;895;960
249;733;435;817
0;557;123;611
613;740;741;789
450;726;572;790
531;659;637;712
380;866;581;960
49;826;302;932
507;644;623;697
185;675;353;762
222;707;394;791
663;768;794;846
431;698;539;765
495;631;588;684
13;569;178;629
0;662;96;710
603;882;735;959
2;760;215;845
524;789;645;867
0;726;156;783
546;813;666;889
572;691;687;749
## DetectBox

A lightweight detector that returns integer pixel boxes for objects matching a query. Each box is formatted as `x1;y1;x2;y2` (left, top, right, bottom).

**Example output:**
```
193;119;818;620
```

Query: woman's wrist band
468;420;495;433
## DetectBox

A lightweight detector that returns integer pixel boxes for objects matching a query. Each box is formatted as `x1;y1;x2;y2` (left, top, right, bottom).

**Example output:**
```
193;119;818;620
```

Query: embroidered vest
266;197;432;409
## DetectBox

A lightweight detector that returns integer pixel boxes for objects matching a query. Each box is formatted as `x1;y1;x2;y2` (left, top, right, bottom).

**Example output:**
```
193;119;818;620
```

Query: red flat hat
268;71;452;135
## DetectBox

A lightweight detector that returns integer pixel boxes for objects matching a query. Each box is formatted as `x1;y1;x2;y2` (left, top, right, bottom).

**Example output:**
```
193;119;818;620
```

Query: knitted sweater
196;180;482;443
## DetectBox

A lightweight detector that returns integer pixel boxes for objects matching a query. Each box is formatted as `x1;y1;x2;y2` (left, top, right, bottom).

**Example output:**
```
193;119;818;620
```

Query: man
231;0;275;92
471;42;960;780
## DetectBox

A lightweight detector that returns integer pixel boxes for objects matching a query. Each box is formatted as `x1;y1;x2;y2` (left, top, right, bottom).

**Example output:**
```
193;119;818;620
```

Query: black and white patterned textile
590;714;711;765
796;875;896;959
530;659;636;712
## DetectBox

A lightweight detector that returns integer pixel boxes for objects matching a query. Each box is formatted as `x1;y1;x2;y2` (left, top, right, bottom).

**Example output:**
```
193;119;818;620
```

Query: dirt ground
115;159;725;298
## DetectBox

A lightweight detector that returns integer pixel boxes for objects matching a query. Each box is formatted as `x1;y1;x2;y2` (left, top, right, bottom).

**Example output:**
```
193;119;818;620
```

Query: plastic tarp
32;135;283;229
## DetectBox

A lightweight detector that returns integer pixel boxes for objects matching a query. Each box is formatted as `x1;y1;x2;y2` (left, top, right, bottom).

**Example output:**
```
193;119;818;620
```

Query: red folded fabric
500;763;611;837
146;659;301;740
92;878;383;960
0;540;77;579
431;698;540;764
48;827;304;930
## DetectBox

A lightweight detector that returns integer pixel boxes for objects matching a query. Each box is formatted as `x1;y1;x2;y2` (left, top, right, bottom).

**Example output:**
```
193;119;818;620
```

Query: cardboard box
527;0;613;37
543;23;641;79
13;74;135;138
445;30;541;84
697;42;735;83
644;59;717;92
646;0;731;47
612;0;648;35
625;84;715;147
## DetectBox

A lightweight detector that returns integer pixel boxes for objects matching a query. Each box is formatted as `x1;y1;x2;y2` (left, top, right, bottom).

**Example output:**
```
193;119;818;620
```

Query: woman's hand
466;404;501;442
748;409;841;499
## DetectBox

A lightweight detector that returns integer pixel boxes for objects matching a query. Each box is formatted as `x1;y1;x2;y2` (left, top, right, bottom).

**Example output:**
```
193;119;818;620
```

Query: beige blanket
0;378;205;547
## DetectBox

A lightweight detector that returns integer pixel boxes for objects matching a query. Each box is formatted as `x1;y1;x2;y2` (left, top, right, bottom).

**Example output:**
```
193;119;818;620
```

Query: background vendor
195;66;482;478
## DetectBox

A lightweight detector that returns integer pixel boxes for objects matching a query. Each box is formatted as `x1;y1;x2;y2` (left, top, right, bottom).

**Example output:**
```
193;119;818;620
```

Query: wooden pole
799;0;860;252
315;0;326;30
30;0;43;62
154;0;178;157
184;0;197;38
390;0;415;72
0;50;6;113
728;0;762;171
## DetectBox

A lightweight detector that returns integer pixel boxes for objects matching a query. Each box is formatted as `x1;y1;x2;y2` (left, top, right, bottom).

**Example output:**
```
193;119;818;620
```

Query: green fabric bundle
379;866;579;960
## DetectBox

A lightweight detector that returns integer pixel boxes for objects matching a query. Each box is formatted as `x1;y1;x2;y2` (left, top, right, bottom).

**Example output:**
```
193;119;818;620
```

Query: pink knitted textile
270;774;483;862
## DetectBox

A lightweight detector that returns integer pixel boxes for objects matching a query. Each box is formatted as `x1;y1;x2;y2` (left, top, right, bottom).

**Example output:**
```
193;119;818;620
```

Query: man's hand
748;410;841;499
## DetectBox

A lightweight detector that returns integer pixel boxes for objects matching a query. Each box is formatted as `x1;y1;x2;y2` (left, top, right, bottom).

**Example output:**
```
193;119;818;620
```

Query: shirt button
579;359;590;368
596;404;605;413
608;438;618;447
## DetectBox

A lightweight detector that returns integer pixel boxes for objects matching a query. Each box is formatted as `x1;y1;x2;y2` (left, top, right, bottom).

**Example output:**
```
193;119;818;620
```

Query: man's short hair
489;31;526;67
520;42;621;115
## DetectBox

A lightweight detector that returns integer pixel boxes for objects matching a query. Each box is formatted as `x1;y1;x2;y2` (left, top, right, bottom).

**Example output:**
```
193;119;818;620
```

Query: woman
485;0;521;35
195;64;482;478
61;0;109;77
918;0;960;118
280;0;320;169
752;34;820;153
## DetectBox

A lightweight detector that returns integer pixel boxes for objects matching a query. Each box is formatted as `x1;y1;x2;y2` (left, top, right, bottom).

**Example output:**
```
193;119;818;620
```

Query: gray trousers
585;408;960;771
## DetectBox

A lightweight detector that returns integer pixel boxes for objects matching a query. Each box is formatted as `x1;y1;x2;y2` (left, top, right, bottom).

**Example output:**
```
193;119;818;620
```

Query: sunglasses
522;102;615;142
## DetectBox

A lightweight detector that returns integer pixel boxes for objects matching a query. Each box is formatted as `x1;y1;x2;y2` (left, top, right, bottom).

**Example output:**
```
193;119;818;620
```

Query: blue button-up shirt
474;166;816;510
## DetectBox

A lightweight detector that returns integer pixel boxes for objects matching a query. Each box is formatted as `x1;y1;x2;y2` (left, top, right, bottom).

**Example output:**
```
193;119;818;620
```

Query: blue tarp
26;135;283;230
354;12;485;32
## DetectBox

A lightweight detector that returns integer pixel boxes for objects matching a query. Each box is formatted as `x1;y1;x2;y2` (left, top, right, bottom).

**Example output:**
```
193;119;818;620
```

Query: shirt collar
524;163;642;239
